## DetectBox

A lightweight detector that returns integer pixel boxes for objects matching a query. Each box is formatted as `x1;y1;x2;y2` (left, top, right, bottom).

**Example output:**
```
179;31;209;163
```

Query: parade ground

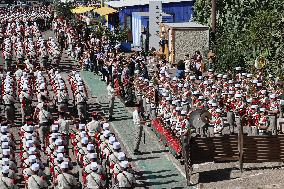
0;2;283;189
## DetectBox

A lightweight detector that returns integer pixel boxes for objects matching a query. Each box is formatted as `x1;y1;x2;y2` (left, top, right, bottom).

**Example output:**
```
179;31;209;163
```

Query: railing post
238;115;245;172
269;114;277;135
182;129;192;186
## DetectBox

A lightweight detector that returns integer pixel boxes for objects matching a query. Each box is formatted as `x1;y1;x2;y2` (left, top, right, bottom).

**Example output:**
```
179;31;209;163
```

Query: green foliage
90;22;128;42
53;0;76;24
193;0;284;78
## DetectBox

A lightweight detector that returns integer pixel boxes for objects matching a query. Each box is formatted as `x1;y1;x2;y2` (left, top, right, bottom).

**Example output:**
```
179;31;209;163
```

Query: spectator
176;60;185;79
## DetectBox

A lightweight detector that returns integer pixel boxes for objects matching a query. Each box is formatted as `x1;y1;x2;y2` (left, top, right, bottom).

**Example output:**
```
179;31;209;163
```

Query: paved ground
80;71;191;189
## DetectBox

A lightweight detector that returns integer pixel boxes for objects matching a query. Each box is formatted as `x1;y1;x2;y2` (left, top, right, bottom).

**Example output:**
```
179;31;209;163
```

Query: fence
184;115;284;185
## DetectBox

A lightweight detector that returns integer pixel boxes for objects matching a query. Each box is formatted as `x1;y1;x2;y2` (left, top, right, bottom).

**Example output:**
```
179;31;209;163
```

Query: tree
193;0;284;78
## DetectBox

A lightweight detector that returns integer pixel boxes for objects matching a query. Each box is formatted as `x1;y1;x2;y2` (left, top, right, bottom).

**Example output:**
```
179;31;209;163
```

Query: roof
162;22;209;29
132;11;171;17
106;0;193;8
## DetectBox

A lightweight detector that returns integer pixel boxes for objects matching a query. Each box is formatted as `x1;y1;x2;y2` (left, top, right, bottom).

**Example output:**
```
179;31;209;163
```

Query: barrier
151;119;182;157
184;115;284;185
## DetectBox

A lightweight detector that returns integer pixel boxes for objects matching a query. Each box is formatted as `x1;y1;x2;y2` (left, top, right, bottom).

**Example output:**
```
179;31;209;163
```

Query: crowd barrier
151;119;182;157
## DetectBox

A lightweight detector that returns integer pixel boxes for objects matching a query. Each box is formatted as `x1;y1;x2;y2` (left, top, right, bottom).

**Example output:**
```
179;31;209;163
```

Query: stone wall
174;29;209;64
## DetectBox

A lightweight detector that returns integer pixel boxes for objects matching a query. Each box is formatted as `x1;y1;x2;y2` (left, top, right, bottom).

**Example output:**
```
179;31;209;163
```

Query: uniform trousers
134;124;143;151
227;111;235;133
269;115;277;135
136;95;142;106
77;103;87;121
40;58;48;69
145;103;151;118
4;104;14;122
21;106;26;123
58;102;68;112
39;123;50;145
4;59;11;70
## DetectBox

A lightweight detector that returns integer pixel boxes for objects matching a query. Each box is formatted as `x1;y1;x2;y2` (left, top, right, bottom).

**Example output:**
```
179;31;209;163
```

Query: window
124;14;131;29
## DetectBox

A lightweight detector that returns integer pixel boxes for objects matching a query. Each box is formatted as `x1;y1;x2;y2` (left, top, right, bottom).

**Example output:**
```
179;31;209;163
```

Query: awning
71;6;95;14
93;7;117;16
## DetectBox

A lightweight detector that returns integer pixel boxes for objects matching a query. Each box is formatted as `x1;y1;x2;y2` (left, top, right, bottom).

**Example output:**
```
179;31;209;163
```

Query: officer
116;161;136;188
57;85;69;112
75;86;87;122
86;162;105;189
57;111;75;151
55;162;78;189
133;104;144;154
0;166;18;189
37;103;53;147
27;163;48;189
2;88;15;122
107;82;115;121
86;112;102;142
19;86;32;123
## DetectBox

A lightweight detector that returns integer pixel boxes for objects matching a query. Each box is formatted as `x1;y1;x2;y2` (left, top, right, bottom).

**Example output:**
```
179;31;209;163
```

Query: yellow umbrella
71;7;95;14
93;7;117;16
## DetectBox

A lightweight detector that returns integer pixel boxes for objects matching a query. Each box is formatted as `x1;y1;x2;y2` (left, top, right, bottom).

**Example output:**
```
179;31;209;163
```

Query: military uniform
2;91;15;122
0;166;18;189
133;109;143;152
38;108;53;145
116;161;135;188
57;89;69;112
56;169;77;189
27;175;48;189
76;89;87;122
107;84;115;120
19;89;32;123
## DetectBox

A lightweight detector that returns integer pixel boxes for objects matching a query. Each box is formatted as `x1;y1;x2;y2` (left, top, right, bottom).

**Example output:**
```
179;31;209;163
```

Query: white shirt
132;110;140;125
107;85;115;99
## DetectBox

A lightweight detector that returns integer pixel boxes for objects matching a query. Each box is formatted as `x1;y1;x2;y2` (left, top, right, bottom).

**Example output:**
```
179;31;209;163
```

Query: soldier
86;162;105;189
27;163;48;189
37;103;53;147
55;162;78;189
39;47;48;70
2;88;15;122
19;86;32;123
133;104;144;155
37;85;48;103
57;111;75;151
86;112;102;142
14;65;23;82
3;49;12;71
107;82;115;121
57;85;69;112
112;152;126;182
76;86;87;122
0;166;18;189
116;161;136;188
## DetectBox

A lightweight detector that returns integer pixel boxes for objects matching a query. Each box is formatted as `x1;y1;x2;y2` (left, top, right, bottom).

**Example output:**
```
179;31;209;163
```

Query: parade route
81;71;192;189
